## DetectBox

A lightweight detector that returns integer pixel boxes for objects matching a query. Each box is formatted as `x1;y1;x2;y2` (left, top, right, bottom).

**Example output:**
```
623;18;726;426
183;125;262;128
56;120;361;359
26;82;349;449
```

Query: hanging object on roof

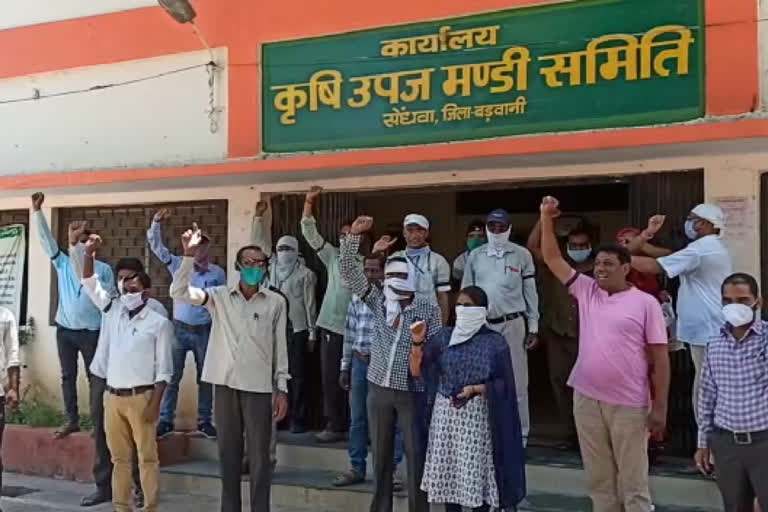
158;0;196;24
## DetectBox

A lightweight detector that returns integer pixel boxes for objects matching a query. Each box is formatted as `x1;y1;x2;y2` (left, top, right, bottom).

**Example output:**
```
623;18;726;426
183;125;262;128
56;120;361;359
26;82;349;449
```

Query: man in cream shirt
170;225;289;512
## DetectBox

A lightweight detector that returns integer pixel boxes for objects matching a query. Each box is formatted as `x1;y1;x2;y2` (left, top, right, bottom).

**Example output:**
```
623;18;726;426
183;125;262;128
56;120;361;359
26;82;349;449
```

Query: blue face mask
241;267;264;286
684;219;698;240
567;248;592;263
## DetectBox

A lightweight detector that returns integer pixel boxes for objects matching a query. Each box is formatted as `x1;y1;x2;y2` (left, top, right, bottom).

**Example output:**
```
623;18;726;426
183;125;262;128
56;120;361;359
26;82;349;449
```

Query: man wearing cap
462;208;539;444
630;204;732;424
148;209;226;440
391;214;452;324
253;201;317;433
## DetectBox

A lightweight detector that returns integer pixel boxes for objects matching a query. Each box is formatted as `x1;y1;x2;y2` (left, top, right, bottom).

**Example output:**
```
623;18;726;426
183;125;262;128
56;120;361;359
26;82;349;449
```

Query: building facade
0;0;766;448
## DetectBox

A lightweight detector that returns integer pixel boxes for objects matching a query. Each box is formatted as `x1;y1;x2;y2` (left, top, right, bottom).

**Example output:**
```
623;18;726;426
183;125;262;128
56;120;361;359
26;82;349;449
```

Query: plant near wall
6;385;92;429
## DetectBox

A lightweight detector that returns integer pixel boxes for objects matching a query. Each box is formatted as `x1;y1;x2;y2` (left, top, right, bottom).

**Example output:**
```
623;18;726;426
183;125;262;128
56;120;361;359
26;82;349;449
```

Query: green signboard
262;0;704;153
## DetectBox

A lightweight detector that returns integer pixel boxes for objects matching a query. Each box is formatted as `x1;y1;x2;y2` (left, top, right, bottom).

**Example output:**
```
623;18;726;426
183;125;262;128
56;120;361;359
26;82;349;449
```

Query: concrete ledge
3;425;191;482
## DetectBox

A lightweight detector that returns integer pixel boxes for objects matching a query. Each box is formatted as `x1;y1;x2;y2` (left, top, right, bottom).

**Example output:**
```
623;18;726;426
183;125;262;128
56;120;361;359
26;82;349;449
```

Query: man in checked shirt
696;272;768;511
340;216;441;512
333;252;404;489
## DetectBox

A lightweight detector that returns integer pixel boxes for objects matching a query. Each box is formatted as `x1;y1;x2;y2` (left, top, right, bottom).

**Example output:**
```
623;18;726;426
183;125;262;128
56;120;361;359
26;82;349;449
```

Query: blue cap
487;209;511;225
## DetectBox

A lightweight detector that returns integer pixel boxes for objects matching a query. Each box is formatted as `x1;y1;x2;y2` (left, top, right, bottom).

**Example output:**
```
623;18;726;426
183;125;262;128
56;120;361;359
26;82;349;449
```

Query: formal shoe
241;458;249;474
314;430;346;443
134;488;145;509
289;423;306;434
332;469;364;487
196;422;217;439
54;422;81;440
156;421;174;440
81;491;111;507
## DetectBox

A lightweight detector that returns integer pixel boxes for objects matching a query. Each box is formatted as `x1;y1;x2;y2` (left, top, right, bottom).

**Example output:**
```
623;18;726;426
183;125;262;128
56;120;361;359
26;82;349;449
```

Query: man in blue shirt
147;208;226;439
31;193;115;440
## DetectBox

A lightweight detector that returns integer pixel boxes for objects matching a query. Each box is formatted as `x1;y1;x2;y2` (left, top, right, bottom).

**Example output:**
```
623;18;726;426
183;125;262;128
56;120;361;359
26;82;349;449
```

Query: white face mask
276;249;298;266
117;279;124;295
383;278;414;327
722;303;756;327
486;227;511;251
120;292;145;311
450;306;488;346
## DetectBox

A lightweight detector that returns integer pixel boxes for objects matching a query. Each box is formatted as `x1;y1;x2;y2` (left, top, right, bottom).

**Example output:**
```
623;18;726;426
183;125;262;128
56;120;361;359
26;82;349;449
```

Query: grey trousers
367;383;428;512
711;430;768;512
214;386;272;512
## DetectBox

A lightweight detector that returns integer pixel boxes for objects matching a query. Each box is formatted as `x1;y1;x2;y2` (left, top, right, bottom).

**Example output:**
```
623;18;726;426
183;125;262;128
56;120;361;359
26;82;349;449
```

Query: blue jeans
160;322;213;424
349;356;403;476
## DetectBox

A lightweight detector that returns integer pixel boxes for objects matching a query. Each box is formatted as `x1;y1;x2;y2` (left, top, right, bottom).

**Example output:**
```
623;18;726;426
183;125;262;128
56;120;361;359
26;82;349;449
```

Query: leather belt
487;312;523;325
715;427;768;445
173;320;211;334
352;350;370;362
106;385;155;397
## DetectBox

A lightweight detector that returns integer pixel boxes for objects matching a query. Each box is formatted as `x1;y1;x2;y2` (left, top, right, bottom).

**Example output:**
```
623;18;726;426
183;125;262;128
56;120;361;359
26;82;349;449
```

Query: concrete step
160;460;721;512
184;436;723;510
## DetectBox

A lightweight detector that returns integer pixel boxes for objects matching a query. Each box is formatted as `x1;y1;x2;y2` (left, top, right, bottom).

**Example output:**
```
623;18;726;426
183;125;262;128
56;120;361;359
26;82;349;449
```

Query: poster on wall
0;225;26;322
262;0;705;152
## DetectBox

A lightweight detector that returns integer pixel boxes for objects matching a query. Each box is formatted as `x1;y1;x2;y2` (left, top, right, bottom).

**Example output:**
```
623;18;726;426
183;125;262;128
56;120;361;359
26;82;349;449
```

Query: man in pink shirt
539;196;670;512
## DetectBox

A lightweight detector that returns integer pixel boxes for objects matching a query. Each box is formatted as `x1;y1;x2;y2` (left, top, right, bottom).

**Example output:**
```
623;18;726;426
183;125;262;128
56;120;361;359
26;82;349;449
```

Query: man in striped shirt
696;272;768;510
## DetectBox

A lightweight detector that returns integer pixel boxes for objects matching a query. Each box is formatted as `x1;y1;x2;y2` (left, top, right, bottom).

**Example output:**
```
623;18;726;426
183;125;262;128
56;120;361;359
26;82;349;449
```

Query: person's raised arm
539;196;573;284
147;208;180;273
251;201;273;258
526;219;545;263
339;216;375;301
80;235;113;311
31;192;65;266
169;224;210;307
67;221;88;278
640;242;673;259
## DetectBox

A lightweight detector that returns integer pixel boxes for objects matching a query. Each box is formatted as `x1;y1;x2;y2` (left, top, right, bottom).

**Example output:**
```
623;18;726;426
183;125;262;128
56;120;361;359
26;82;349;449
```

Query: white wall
0;0;157;31
0;48;228;175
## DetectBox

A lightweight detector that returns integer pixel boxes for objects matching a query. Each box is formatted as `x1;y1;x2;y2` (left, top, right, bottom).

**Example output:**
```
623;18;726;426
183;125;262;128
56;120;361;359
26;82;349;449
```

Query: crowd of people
0;188;760;511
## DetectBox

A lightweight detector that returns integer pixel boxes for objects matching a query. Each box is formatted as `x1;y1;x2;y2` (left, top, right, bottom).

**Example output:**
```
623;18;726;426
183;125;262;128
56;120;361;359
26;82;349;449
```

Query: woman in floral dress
410;286;526;512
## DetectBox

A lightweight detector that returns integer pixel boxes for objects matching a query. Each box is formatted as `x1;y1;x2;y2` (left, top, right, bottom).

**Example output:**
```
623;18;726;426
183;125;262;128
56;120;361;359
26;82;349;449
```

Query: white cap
691;203;725;230
276;235;299;251
403;214;429;230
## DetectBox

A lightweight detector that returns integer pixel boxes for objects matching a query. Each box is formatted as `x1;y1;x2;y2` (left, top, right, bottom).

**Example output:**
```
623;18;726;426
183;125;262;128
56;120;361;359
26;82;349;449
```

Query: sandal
332;469;364;487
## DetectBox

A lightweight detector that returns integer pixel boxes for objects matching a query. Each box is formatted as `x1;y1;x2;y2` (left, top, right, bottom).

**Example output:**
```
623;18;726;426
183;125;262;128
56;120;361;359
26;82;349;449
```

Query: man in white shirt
0;306;20;511
170;226;289;512
390;214;452;324
81;235;173;512
630;204;732;422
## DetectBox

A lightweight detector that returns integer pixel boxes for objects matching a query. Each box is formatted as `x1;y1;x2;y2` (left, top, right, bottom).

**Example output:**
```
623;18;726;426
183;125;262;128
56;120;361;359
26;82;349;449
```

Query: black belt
714;427;768;445
106;385;155;397
352;350;370;362
173;320;211;334
488;312;523;324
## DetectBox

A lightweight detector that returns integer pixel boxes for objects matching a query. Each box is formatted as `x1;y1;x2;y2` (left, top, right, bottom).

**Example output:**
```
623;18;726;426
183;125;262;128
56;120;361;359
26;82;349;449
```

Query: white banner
0;225;26;321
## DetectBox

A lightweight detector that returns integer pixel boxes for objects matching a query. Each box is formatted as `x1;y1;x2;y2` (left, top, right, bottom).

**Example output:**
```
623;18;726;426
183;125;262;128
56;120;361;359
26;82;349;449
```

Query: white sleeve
657;245;701;279
81;275;114;312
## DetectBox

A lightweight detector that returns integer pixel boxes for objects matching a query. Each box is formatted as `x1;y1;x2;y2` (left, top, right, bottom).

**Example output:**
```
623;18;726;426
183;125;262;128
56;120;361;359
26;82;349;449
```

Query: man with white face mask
696;273;768;510
80;235;173;512
340;218;441;512
630;204;732;423
462;208;539;445
253;206;318;434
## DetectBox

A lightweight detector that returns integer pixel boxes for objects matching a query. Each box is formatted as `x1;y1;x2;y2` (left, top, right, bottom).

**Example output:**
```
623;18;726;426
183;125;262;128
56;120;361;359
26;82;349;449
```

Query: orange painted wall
0;0;760;189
